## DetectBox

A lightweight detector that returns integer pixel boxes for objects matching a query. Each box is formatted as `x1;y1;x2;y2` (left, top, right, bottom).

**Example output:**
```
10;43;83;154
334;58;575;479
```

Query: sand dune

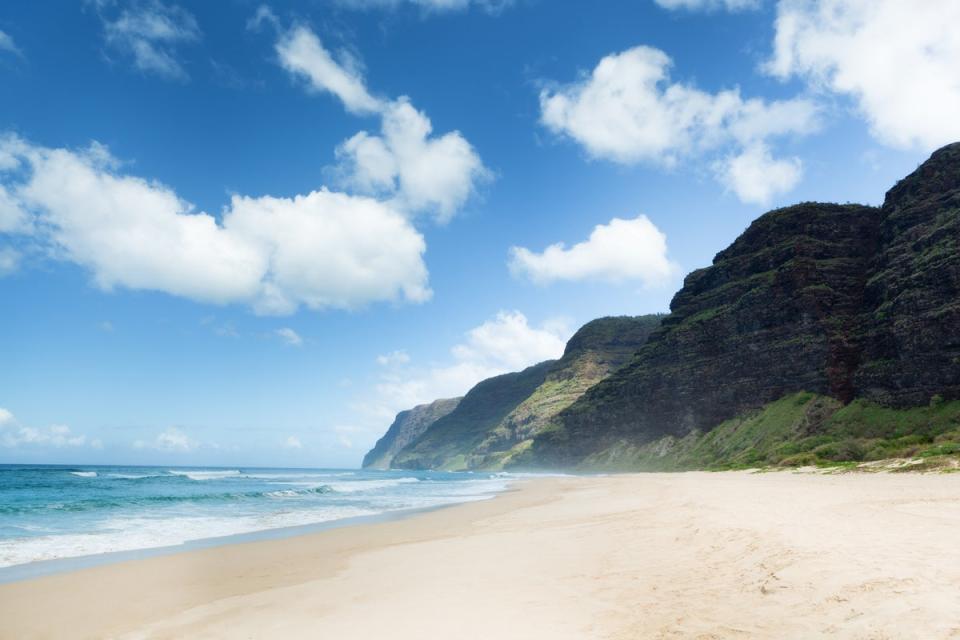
2;472;960;639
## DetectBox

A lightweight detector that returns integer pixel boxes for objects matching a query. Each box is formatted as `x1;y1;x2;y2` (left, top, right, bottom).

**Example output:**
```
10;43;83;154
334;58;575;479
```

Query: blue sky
0;0;955;467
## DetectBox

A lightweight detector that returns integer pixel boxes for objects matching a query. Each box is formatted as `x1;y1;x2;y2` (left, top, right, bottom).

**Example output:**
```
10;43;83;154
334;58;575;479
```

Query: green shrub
778;452;818;467
813;439;867;462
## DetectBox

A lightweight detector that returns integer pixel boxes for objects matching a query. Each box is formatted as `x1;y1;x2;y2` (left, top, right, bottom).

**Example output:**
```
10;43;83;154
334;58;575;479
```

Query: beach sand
2;471;960;639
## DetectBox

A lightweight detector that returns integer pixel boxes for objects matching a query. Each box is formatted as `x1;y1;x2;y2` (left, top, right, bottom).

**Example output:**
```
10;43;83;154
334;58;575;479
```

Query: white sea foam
325;477;420;493
105;473;161;479
243;471;356;480
0;506;377;569
167;470;241;481
69;471;97;478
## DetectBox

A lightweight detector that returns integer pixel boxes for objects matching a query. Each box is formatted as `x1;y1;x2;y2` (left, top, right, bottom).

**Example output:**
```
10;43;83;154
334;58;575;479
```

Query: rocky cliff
383;315;662;470
391;361;556;470
361;397;460;469
517;143;960;469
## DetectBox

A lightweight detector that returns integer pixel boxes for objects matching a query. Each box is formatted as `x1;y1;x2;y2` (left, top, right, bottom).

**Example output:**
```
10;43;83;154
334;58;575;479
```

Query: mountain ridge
364;142;960;472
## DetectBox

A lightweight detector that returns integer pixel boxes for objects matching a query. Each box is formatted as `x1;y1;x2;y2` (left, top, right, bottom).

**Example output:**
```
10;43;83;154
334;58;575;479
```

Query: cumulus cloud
98;0;201;80
540;45;818;203
335;99;489;222
284;435;303;449
0;408;101;449
372;311;569;418
133;426;197;452
0;136;431;315
766;0;960;151
0;29;22;57
509;215;677;286
715;142;803;205
0;185;30;233
654;0;760;10
275;25;383;115
272;23;488;222
275;327;303;347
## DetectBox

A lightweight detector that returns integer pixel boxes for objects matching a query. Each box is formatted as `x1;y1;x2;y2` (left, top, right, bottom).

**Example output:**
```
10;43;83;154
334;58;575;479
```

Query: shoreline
0;465;518;580
0;496;480;585
3;472;960;639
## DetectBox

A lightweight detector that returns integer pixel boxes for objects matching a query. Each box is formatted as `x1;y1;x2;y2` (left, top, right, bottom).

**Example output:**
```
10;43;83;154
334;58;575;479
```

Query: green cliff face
465;315;663;469
391;361;556;471
517;142;960;470
361;397;461;469
383;315;663;471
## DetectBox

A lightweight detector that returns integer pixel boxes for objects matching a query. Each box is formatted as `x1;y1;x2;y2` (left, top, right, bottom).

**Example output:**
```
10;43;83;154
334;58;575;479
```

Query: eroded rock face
523;143;960;467
856;143;960;406
361;397;461;469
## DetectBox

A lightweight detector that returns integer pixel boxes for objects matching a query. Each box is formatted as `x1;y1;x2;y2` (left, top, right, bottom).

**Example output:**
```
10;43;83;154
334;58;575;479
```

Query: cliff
517;143;960;469
383;315;663;470
391;361;556;470
361;397;460;469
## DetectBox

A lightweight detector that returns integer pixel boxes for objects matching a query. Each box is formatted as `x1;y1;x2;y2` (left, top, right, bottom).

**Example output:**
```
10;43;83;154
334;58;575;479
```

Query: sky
1;0;957;467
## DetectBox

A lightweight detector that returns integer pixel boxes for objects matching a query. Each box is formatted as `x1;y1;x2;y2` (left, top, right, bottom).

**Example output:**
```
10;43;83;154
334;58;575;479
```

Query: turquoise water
0;465;514;569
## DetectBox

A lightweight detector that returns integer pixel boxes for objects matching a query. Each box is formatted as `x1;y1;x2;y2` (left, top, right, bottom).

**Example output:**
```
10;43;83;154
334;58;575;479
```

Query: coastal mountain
361;398;461;470
392;361;557;470
519;142;960;470
370;315;662;470
365;143;960;471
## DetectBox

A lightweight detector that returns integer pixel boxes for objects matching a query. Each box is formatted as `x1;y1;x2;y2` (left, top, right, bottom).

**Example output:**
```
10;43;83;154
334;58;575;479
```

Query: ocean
0;464;515;572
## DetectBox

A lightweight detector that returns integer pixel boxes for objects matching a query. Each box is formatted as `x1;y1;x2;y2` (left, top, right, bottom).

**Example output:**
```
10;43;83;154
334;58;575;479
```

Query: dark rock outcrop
855;143;960;406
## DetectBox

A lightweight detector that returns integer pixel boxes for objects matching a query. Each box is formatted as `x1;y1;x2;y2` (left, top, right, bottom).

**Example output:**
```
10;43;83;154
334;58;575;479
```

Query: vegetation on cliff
391;361;556;470
362;397;461;469
384;315;662;470
572;392;960;472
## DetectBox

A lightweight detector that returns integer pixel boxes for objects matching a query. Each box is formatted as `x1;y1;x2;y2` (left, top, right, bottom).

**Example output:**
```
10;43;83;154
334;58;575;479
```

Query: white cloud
0;247;19;276
334;0;513;13
0;409;100;449
336;99;489;222
540;45;818;202
715;142;803;205
377;350;410;367
275;327;303;347
284;435;303;449
766;0;960;151
0;185;29;233
0;136;431;315
509;215;677;286
99;0;201;80
272;23;488;222
275;25;383;115
654;0;760;11
373;311;569;418
134;426;197;452
0;29;22;57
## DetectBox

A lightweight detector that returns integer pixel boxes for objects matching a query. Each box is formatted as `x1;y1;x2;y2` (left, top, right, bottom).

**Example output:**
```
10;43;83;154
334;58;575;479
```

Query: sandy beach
2;472;960;639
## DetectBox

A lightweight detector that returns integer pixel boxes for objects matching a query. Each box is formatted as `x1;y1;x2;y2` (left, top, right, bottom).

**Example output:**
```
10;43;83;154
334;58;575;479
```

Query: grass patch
582;392;960;472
